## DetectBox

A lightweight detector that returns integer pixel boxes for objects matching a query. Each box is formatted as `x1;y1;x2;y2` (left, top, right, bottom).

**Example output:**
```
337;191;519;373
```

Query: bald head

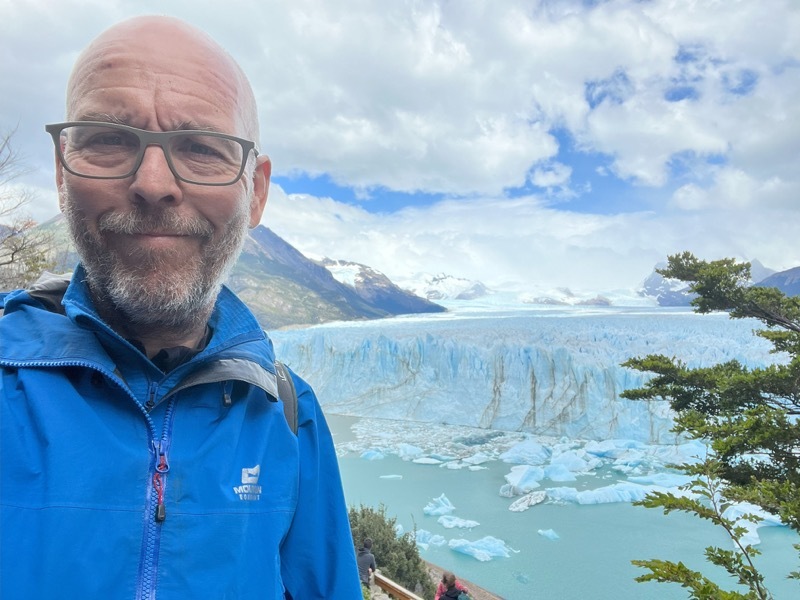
65;16;260;147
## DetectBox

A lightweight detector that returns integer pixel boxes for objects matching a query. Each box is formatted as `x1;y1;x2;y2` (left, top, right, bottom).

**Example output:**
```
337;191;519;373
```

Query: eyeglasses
45;121;258;186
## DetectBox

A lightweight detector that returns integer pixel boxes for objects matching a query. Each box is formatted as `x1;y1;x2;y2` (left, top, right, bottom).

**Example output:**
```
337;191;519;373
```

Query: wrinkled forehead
65;19;258;140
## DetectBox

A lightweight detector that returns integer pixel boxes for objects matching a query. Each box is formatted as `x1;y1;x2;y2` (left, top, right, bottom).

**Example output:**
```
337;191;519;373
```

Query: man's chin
84;260;216;325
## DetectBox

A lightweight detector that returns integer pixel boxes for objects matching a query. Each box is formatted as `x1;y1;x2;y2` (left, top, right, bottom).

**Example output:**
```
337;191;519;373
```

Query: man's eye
95;134;124;145
83;131;137;148
188;142;220;157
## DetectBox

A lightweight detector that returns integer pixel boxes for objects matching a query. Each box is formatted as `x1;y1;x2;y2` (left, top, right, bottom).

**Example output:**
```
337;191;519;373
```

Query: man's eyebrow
172;121;225;133
73;114;227;134
77;112;129;125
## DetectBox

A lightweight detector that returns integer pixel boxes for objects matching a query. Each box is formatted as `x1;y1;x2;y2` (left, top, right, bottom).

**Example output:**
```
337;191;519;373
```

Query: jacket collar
2;265;278;393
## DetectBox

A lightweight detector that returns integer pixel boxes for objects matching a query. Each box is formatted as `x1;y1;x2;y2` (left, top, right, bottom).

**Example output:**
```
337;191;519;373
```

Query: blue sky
1;0;798;293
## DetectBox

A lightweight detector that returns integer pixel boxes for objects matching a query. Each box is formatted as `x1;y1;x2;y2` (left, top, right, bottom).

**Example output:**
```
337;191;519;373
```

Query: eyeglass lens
58;124;246;184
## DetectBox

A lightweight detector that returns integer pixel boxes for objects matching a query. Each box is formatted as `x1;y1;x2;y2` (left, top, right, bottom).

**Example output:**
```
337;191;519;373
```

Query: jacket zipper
137;382;178;600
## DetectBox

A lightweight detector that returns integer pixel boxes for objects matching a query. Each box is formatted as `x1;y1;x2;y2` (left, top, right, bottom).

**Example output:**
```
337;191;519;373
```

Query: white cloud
263;185;799;291
1;0;798;290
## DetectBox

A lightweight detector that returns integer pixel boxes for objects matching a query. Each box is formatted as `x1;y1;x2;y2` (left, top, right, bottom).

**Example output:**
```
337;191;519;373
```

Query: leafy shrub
349;503;436;599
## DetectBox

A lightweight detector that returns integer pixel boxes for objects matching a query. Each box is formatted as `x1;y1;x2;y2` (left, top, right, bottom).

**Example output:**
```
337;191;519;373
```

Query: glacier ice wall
271;307;780;443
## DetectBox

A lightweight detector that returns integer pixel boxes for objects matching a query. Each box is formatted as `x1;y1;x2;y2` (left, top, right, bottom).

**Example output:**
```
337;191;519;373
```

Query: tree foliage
349;504;436;599
622;252;800;599
0;129;54;290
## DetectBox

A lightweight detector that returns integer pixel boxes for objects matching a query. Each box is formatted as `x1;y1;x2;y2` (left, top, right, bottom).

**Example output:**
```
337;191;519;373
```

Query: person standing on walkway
357;537;378;589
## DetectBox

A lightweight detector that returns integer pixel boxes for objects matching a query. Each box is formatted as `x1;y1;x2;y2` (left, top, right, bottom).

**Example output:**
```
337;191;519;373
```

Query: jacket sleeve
279;370;361;599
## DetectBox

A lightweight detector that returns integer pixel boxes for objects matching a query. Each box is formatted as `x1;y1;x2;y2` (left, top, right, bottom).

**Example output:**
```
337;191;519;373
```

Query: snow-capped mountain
637;258;790;306
318;258;446;315
398;273;491;301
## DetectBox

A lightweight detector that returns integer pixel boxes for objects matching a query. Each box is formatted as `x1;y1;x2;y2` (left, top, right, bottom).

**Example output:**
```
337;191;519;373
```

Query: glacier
272;304;782;443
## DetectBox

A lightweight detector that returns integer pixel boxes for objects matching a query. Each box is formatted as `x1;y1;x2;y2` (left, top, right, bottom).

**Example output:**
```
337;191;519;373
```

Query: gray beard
62;195;250;334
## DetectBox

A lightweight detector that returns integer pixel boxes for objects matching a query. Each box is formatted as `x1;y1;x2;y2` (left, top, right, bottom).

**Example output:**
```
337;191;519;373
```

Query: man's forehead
65;16;259;142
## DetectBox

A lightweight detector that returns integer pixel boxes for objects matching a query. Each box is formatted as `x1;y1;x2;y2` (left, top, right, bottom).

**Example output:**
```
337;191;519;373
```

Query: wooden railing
373;572;426;600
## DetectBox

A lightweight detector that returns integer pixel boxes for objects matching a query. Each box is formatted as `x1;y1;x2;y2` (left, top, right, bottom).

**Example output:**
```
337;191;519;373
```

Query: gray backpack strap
274;360;298;435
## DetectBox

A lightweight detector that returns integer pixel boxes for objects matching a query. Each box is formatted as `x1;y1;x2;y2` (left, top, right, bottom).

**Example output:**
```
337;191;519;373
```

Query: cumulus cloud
1;0;798;289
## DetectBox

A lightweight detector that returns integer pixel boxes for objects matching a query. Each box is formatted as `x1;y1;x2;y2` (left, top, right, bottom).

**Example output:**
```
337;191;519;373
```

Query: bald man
0;16;361;599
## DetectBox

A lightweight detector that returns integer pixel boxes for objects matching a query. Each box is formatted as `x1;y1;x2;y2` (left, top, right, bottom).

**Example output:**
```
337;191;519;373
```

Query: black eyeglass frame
45;121;259;187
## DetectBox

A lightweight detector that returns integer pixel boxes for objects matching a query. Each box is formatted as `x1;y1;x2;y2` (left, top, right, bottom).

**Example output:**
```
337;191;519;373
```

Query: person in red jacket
435;571;469;600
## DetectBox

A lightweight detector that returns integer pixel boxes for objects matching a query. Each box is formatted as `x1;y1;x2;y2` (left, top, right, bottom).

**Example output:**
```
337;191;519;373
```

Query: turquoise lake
330;414;799;600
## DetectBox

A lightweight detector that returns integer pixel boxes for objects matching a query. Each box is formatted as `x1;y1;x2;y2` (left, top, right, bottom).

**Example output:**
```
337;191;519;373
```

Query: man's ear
249;154;271;227
55;151;67;211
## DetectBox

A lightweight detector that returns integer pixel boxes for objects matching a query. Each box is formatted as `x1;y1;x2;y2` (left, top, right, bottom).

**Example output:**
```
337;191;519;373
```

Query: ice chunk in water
499;439;551;465
397;443;424;460
423;493;456;516
538;528;560;540
448;535;515;561
360;449;385;460
544;464;576;481
414;529;448;550
503;465;543;494
438;515;480;529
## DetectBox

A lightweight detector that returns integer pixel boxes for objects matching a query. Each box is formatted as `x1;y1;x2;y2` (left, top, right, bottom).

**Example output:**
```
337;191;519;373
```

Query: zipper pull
152;442;170;522
153;471;166;522
145;382;158;412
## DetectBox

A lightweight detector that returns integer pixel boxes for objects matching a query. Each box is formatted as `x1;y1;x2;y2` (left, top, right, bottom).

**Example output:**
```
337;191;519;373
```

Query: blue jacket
0;268;361;599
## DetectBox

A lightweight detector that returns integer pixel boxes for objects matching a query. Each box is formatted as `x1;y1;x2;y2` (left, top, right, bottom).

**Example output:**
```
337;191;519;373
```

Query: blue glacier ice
272;305;781;443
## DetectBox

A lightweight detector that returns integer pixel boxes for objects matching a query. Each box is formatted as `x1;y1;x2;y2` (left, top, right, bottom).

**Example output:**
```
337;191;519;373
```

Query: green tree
622;252;800;599
0;129;54;290
349;504;436;599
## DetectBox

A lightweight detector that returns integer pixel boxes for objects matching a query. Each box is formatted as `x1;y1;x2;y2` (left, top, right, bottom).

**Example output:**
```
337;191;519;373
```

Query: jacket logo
233;465;262;501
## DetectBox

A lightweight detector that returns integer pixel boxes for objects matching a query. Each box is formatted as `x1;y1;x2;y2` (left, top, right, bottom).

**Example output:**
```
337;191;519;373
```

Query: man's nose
128;144;183;205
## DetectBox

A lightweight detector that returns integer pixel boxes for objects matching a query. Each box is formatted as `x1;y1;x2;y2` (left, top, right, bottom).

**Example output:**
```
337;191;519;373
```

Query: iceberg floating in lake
627;473;692;487
397;443;425;460
550;448;602;472
538;528;560;540
360;449;385;460
462;452;492;465
379;474;402;480
509;491;547;512
423;493;456;516
412;457;443;465
438;515;480;529
546;482;665;505
499;439;551;465
448;535;515;561
413;529;448;550
503;465;544;494
722;502;787;547
544;463;577;481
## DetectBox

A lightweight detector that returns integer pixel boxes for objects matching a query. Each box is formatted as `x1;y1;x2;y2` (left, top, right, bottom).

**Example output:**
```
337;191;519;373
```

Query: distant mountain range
399;272;490;301
753;266;800;297
639;259;799;306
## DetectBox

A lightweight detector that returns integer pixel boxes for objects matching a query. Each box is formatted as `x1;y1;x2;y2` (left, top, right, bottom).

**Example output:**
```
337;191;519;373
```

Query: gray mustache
98;210;214;238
